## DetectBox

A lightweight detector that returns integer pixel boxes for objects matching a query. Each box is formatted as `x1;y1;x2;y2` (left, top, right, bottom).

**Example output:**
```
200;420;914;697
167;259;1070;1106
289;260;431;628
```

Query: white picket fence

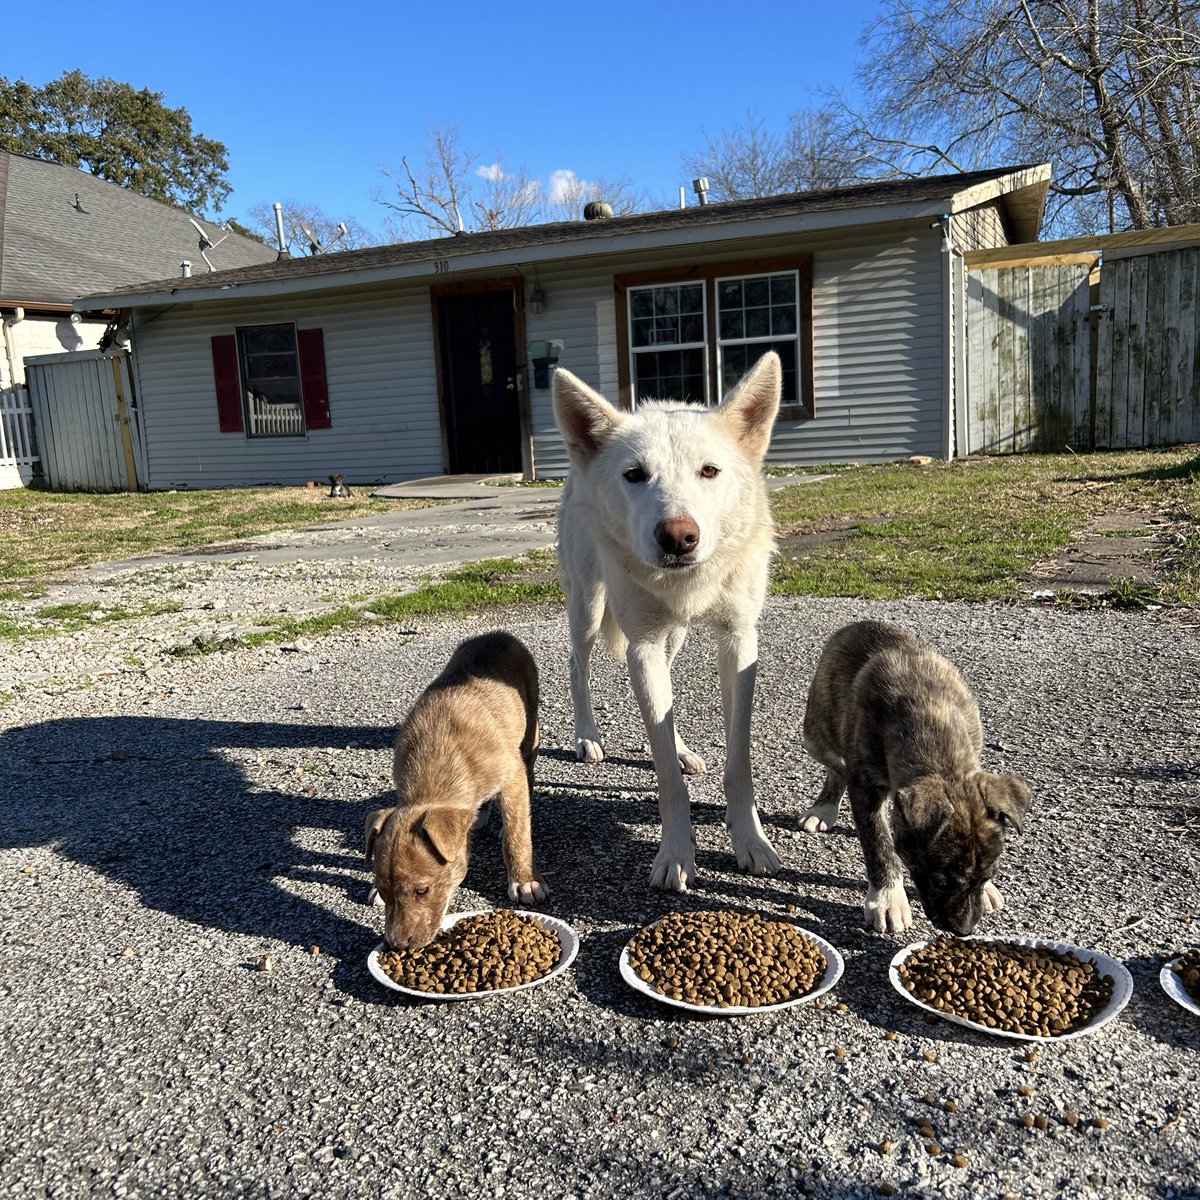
0;386;38;488
248;393;305;437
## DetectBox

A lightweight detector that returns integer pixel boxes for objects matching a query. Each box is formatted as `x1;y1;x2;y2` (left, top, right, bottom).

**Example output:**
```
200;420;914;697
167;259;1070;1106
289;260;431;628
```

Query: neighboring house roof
0;151;277;308
78;164;1051;310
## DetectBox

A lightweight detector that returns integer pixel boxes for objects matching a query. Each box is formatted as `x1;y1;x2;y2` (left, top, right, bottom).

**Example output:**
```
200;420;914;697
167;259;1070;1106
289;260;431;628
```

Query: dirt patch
776;516;886;555
1022;511;1173;596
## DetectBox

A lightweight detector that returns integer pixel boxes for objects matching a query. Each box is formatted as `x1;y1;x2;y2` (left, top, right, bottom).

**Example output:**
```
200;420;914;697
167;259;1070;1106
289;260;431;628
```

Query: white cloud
549;168;589;203
476;161;505;182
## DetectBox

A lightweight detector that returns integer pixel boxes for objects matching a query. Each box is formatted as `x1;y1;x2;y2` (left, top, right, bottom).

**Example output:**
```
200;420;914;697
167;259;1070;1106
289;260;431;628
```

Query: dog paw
731;831;781;876
508;877;550;904
864;883;912;934
649;848;696;892
677;748;707;775
982;880;1004;913
368;886;383;909
576;738;604;764
799;803;838;834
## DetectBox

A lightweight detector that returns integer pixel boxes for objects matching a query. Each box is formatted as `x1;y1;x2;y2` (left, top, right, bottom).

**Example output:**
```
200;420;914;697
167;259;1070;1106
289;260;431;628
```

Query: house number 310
433;260;451;274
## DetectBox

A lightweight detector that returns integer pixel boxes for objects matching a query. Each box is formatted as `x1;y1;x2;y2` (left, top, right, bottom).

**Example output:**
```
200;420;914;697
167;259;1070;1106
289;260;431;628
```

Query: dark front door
436;290;522;474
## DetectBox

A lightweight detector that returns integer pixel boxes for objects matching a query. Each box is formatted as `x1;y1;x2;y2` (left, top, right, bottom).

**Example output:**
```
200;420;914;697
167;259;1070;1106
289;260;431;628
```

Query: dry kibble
1034;1115;1049;1131
952;1153;969;1169
926;1141;942;1156
835;1002;849;1013
1026;1049;1040;1062
885;1031;898;1042
376;909;559;993
943;1100;958;1113
1020;1115;1035;1128
897;937;1114;1037
922;1050;937;1062
256;954;273;972
308;944;320;955
880;1185;898;1197
879;1139;894;1153
1093;1117;1110;1131
834;1046;847;1058
624;910;827;1009
1064;1111;1079;1127
664;1036;679;1050
1018;1084;1033;1097
1171;947;1200;1004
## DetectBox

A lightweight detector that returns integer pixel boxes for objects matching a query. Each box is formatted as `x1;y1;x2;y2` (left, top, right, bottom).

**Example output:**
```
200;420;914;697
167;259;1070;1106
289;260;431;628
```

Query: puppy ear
894;782;952;837
552;369;624;463
714;351;782;463
981;773;1031;835
417;808;475;864
363;807;394;864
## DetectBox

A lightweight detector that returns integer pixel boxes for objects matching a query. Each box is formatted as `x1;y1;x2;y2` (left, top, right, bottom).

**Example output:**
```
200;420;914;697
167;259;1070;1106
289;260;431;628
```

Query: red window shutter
297;328;332;429
211;335;244;432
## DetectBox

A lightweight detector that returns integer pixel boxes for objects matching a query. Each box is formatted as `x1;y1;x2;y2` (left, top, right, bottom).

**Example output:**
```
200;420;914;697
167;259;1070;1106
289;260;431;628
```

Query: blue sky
3;1;882;238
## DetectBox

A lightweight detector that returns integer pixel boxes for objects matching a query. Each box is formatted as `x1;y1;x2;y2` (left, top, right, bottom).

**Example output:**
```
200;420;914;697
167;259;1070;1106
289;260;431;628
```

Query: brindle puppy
800;620;1030;935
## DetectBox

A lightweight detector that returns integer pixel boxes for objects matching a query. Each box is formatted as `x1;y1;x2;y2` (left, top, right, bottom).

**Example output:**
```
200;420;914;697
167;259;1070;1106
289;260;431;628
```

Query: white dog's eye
623;465;648;483
414;886;430;896
700;463;720;479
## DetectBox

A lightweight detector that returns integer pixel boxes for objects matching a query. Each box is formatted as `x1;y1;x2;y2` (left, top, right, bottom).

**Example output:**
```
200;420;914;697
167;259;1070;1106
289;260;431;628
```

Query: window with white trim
618;258;812;417
238;324;305;437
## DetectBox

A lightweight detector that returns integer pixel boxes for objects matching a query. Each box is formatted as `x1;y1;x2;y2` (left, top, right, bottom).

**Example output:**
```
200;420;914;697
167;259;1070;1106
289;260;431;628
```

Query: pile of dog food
896;937;1115;1036
625;909;827;1008
376;909;560;994
1172;947;1200;1004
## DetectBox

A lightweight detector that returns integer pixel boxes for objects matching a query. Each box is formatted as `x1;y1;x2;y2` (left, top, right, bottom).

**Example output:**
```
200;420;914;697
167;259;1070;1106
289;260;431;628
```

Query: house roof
0;151;277;309
78;163;1051;310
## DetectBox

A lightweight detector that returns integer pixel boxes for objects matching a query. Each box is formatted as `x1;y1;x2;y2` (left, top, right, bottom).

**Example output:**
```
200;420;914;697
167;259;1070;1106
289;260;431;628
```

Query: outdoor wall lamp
528;284;546;315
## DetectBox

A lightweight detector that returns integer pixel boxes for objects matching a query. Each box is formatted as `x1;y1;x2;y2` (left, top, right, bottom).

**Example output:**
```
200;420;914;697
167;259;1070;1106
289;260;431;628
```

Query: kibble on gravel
897;937;1115;1036
376;909;559;993
1171;947;1200;1003
625;910;826;1008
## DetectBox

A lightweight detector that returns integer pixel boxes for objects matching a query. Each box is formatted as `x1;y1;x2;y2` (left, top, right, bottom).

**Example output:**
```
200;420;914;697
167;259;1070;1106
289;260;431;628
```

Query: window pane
719;309;744;340
631;290;653;319
770;274;796;305
679;313;704;343
634;347;707;405
242;326;294;355
745;307;769;338
632;316;656;348
718;280;742;309
246;353;299;380
720;340;798;404
771;305;797;336
744;278;769;307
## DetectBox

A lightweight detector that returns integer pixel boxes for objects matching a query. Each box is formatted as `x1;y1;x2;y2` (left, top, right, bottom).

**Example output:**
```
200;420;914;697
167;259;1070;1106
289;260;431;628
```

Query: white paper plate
368;909;579;1001
1159;956;1200;1018
889;934;1133;1041
618;918;844;1016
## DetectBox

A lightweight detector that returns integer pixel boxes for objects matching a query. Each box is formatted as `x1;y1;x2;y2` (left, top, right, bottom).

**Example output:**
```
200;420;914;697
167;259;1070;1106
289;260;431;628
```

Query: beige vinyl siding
953;201;1010;254
132;281;443;489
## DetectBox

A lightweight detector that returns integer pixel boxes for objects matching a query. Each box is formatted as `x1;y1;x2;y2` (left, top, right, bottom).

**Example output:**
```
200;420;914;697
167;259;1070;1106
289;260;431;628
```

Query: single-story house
77;164;1050;489
0;151;276;391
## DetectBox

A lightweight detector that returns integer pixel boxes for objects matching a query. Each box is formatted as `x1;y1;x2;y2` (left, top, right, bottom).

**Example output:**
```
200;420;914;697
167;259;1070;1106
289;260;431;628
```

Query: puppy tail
600;605;627;664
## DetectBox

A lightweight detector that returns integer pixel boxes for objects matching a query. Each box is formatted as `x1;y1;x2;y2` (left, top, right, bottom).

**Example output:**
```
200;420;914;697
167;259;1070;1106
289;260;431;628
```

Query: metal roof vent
583;200;613;221
692;177;710;205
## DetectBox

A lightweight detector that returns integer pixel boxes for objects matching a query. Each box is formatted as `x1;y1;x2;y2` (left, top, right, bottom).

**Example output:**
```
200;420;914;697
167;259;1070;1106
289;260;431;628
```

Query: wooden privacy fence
964;241;1200;453
25;351;145;491
0;386;38;488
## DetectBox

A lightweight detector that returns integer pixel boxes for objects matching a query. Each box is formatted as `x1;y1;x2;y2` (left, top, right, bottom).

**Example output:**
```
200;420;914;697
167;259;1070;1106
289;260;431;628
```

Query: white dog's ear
553;369;624;462
715;351;782;464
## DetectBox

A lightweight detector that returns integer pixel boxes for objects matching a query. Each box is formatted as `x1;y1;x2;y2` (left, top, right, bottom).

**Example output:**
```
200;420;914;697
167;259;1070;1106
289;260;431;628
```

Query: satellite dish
188;217;232;271
299;221;349;256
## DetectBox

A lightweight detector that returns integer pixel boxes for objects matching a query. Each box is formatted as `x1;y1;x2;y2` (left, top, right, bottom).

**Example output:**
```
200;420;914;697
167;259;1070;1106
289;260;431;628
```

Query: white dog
552;352;783;891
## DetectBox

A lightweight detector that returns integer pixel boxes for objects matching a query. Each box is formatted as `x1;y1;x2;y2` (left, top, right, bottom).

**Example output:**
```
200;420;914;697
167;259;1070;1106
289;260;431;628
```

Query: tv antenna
188;217;232;271
299;222;348;255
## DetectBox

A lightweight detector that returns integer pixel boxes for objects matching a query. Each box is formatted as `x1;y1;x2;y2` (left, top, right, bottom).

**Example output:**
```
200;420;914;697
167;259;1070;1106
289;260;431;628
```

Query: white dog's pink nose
656;517;700;557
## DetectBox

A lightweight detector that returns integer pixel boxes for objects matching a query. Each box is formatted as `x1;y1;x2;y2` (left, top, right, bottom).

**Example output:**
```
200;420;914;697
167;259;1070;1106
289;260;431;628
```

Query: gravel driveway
2;574;1198;1197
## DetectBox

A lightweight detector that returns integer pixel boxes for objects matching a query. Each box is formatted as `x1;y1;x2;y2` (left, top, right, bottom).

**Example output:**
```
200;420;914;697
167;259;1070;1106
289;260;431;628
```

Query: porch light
528;284;546;315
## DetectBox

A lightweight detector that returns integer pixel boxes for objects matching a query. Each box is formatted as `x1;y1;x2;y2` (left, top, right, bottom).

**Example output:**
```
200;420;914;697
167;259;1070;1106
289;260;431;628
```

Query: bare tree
376;122;650;238
855;0;1200;232
243;200;376;254
685;106;870;201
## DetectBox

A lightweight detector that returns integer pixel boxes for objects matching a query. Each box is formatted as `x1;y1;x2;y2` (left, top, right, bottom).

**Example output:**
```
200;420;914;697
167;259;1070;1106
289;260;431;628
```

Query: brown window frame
614;254;814;420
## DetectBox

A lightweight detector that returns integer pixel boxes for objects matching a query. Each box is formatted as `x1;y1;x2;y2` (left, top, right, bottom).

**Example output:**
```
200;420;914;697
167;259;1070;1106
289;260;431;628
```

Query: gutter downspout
2;306;25;387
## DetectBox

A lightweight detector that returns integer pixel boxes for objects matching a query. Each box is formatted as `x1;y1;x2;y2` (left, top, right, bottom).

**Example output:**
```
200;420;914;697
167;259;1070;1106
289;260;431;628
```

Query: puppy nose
656;517;700;557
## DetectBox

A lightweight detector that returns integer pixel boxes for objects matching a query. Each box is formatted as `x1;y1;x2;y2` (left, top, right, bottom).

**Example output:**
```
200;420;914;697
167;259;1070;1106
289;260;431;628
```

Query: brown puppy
364;631;547;949
800;620;1030;935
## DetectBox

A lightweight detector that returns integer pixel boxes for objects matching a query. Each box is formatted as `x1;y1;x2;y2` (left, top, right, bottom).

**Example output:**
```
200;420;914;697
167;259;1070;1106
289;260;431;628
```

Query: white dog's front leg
718;626;780;876
627;640;696;891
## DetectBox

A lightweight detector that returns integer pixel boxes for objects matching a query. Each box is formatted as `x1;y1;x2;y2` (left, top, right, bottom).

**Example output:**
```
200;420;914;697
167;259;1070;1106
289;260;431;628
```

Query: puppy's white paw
864;883;912;934
508;877;550;904
649;845;696;892
576;738;604;764
799;803;839;834
677;748;707;776
368;886;383;909
731;831;781;876
982;880;1004;914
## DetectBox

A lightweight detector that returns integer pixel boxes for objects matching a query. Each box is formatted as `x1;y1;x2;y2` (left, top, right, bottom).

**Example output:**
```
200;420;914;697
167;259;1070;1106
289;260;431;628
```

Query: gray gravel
1;591;1198;1200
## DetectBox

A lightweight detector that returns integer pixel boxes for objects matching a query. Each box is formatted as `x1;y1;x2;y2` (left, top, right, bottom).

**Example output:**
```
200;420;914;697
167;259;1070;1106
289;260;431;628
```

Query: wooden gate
965;260;1093;453
25;351;145;491
1094;247;1200;448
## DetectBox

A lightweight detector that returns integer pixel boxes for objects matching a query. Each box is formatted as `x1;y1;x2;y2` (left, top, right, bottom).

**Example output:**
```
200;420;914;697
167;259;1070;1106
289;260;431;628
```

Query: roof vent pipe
692;177;710;205
273;202;291;259
181;260;192;278
583;200;613;221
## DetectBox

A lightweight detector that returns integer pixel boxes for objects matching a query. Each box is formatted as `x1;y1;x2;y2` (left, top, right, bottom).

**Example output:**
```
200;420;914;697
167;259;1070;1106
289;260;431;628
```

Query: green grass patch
770;447;1199;604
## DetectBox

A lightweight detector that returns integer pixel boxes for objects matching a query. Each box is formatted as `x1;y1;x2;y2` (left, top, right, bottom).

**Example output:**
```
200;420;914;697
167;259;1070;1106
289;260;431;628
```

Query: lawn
0;486;438;592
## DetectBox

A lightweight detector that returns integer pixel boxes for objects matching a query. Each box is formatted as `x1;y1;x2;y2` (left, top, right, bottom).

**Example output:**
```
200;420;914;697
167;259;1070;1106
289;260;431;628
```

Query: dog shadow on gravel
0;713;398;964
